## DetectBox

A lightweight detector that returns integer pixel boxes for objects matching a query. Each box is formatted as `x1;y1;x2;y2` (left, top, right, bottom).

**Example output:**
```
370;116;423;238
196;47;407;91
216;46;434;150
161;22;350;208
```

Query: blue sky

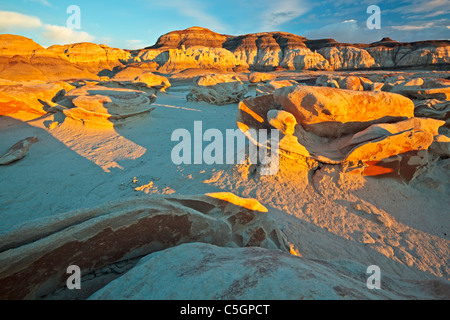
0;0;449;49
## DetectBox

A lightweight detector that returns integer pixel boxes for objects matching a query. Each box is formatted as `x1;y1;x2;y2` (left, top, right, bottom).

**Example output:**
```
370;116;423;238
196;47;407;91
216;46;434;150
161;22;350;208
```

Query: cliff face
135;27;450;72
0;34;98;81
0;28;448;83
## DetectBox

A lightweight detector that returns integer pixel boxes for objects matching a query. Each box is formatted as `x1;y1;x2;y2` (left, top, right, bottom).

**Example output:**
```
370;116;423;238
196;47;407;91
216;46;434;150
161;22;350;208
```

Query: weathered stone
187;74;248;105
0;193;289;299
273;85;415;138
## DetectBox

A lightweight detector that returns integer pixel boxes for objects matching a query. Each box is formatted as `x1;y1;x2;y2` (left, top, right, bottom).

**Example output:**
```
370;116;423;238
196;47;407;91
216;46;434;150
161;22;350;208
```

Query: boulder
0;193;289;299
338;76;363;91
273;85;415;138
186;74;248;105
267;109;297;135
89;242;450;300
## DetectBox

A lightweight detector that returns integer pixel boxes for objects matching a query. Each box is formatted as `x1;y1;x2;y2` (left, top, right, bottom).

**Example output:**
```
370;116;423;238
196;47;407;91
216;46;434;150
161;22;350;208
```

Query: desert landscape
0;4;449;302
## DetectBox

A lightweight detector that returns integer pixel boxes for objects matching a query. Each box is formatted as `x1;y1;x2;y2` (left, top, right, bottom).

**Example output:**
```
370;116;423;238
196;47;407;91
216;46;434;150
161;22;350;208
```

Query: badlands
0;26;449;300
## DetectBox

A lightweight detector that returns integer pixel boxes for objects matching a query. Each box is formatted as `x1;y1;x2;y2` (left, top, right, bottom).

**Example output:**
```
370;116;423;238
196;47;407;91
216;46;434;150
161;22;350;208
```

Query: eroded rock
0;193;289;299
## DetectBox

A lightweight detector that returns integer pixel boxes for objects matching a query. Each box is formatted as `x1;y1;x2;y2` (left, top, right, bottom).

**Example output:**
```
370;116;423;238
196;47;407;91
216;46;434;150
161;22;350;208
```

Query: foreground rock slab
90;242;450;300
0;193;289;299
56;85;156;126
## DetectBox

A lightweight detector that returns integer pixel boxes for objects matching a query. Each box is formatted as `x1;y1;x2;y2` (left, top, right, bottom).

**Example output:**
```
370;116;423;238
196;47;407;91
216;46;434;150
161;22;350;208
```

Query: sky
0;0;449;49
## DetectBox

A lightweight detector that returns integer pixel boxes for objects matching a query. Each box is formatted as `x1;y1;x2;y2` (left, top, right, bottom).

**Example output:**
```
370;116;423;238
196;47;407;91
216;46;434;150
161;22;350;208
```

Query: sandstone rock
133;72;171;92
0;193;289;299
338;76;363;91
273;85;415;138
267;109;297;135
0;81;75;116
237;93;444;181
59;85;156;126
0;35;98;81
248;72;277;83
187;74;248;105
280;47;330;70
318;46;376;70
256;79;298;96
47;42;131;73
89;242;450;300
108;69;171;93
150;26;229;50
156;47;248;73
0;137;38;165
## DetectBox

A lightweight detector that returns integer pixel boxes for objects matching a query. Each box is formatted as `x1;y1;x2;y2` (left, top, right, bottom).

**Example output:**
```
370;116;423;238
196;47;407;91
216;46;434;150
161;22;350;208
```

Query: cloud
261;0;312;30
392;0;450;14
43;25;95;45
391;22;435;31
304;20;383;43
30;0;51;6
0;11;42;32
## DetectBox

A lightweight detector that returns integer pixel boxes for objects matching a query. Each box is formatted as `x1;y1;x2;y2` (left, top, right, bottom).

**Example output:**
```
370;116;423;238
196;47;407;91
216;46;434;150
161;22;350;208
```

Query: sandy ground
0;75;449;289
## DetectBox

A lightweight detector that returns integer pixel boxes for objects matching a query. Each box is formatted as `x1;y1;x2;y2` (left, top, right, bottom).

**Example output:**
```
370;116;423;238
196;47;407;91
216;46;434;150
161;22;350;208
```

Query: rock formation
89;242;450;300
186;73;248;105
237;85;445;182
0;193;289;299
53;85;156;126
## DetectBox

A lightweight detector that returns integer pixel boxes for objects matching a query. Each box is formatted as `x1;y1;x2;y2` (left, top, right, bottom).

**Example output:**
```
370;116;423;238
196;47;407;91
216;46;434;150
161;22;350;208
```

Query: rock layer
0;193;289;299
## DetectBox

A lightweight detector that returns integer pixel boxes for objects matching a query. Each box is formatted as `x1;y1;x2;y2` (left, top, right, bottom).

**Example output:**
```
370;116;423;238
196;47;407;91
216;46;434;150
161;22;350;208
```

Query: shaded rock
429;135;450;157
187;74;248;105
273;85;415;138
90;242;450;300
0;193;289;299
267;109;297;135
0;137;38;165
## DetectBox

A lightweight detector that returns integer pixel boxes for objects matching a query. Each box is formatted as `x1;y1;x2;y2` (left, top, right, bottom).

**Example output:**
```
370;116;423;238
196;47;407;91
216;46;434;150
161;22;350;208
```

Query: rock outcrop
186;73;248;105
0;193;289;299
0;35;98;81
273;85;414;138
47;42;131;73
0;80;75;115
54;85;156;126
237;85;445;182
89;242;450;300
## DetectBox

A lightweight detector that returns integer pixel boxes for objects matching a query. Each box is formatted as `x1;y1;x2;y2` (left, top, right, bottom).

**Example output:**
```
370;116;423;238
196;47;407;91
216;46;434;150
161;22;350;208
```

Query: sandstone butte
1;28;449;82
